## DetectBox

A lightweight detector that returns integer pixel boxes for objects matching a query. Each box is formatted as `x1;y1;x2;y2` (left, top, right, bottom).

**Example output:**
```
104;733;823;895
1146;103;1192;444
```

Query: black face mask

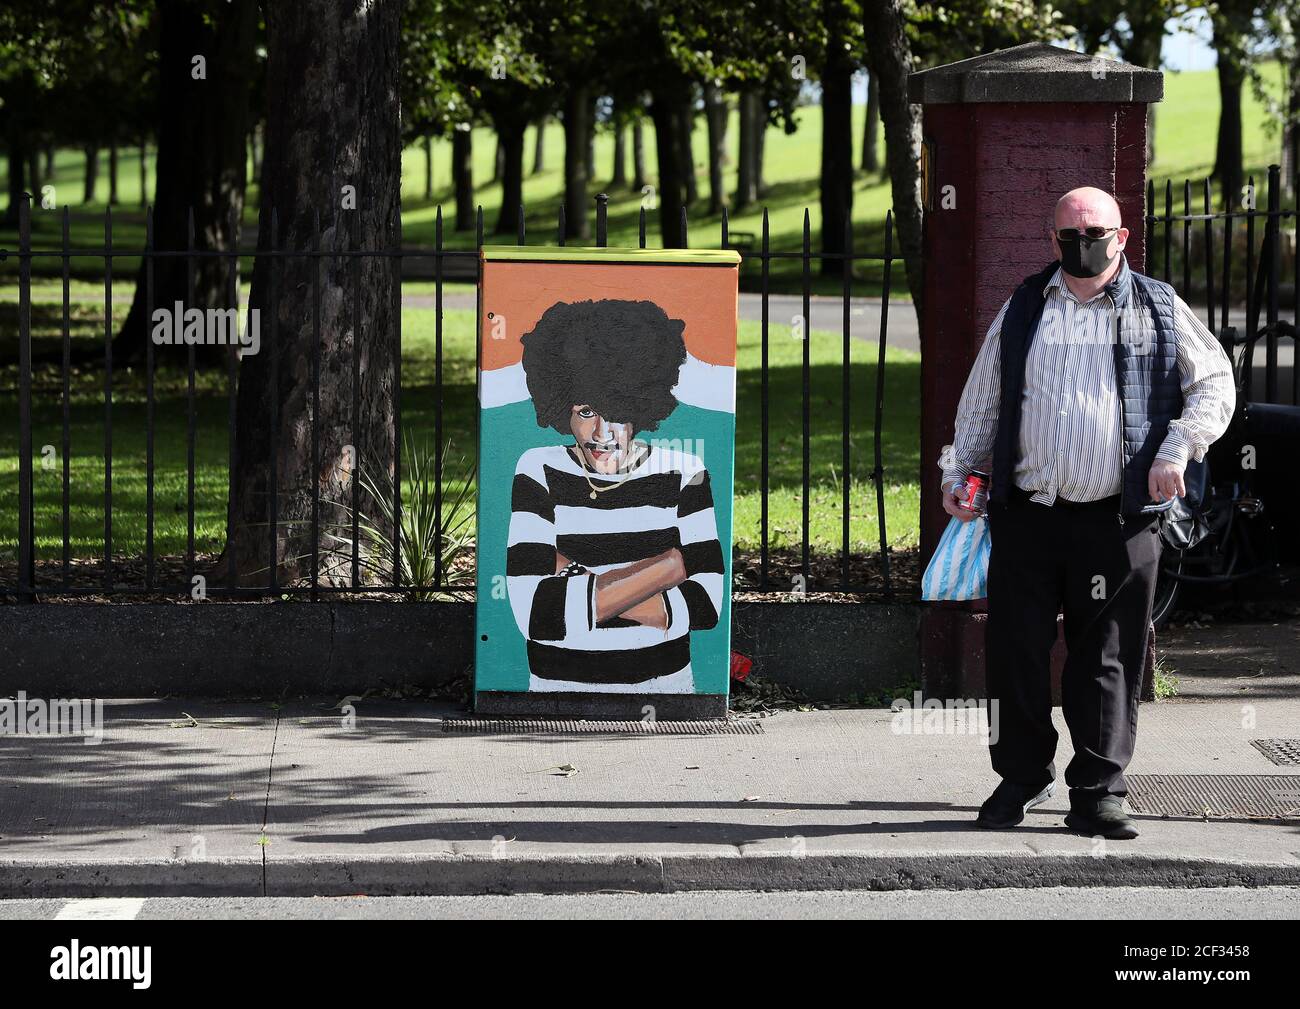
1058;233;1118;278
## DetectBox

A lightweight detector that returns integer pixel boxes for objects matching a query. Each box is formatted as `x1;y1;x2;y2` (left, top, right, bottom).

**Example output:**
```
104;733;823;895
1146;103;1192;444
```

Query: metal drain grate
1251;739;1300;767
441;718;764;736
1127;774;1300;819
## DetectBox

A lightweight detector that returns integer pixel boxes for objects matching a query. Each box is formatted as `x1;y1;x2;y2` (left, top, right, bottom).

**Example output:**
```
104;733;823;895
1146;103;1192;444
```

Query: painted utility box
474;247;741;719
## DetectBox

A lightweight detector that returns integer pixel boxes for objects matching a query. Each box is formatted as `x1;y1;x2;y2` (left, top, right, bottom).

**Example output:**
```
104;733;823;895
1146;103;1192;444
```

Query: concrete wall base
0;600;923;703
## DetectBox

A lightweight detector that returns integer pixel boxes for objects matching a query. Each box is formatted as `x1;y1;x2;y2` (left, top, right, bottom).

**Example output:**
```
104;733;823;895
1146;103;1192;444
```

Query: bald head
1054;187;1122;230
1050;187;1129;283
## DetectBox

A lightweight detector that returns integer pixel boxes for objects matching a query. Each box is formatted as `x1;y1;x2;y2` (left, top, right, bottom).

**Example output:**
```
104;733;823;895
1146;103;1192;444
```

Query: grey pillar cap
909;42;1163;105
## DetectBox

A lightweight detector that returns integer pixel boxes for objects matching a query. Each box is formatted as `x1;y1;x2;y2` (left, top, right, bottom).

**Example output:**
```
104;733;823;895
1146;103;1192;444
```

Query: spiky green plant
330;436;475;601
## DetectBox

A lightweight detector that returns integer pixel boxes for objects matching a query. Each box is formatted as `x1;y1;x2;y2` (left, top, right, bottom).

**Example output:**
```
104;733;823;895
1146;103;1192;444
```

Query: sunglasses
1055;226;1119;242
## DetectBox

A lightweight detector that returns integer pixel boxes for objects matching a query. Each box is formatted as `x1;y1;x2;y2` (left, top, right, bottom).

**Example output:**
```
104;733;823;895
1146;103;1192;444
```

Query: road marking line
55;898;145;920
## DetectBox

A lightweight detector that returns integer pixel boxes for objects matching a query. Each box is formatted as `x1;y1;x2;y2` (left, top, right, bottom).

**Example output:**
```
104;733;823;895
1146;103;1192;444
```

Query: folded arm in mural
505;300;725;686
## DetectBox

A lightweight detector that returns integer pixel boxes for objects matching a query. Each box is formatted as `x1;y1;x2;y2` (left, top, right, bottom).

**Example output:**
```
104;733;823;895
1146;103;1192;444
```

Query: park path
31;290;1295;393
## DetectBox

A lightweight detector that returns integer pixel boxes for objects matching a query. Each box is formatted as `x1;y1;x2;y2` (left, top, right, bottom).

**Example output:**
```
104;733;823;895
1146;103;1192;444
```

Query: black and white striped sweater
506;444;724;686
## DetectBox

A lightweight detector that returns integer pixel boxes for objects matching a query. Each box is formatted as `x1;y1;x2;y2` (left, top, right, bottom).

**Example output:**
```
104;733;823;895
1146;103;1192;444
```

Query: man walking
941;187;1235;839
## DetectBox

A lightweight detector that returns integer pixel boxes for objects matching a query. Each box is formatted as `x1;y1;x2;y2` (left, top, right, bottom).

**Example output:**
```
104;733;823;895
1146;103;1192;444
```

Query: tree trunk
585;109;596;184
139;137;148;206
563;84;591;240
424;133;433;200
754;93;768;197
678;98;698;206
3;137;26;226
230;0;401;588
2;69;36;226
650;87;685;246
82;144;98;203
108;138;119;205
736;90;757;209
494;119;525;235
452;125;473;231
1120;13;1164;171
610;120;626;187
113;0;256;366
820;46;854;276
863;73;880;173
703;81;727;214
27;149;40;201
863;0;924;318
532;116;545;174
1214;53;1245;209
631;116;646;190
1285;68;1300;199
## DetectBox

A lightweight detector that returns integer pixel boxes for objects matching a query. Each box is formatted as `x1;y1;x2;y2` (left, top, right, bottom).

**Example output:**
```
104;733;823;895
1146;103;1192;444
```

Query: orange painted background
480;260;738;371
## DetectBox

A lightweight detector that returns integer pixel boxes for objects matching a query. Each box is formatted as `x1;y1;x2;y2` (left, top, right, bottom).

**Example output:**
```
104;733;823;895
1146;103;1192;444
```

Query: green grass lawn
0;286;920;574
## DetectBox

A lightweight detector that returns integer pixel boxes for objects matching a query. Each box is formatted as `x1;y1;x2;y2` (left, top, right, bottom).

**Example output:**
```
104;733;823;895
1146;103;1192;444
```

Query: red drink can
960;471;989;513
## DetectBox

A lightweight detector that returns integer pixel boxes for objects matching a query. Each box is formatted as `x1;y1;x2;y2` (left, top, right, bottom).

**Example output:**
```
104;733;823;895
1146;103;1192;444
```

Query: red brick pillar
909;43;1163;697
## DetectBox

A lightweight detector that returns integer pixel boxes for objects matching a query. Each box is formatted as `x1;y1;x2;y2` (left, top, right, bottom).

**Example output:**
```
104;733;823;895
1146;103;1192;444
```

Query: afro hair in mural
520;299;688;435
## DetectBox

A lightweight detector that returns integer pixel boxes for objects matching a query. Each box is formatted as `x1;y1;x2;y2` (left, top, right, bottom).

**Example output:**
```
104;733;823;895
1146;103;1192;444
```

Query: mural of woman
506;299;725;692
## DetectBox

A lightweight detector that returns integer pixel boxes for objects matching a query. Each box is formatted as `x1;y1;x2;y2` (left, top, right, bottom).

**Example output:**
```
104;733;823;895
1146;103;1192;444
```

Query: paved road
3;886;1297;920
34;292;1298;379
120;288;1298;373
58;289;923;350
409;291;923;352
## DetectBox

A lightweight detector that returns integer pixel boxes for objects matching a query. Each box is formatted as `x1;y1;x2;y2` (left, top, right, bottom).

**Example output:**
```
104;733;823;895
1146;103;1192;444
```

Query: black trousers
985;488;1162;798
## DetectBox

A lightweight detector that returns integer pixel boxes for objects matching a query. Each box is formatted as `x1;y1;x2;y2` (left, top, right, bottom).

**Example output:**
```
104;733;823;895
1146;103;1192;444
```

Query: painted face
569;405;635;475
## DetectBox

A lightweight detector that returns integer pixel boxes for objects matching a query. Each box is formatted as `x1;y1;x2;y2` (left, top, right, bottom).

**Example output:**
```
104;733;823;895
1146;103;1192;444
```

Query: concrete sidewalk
1;698;1297;897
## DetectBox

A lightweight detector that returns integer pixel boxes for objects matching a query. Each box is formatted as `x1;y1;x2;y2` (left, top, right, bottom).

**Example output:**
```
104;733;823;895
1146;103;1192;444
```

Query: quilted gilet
988;257;1181;515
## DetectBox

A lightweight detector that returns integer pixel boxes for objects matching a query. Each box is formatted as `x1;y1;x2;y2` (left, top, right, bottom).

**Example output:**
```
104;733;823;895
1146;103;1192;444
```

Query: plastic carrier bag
921;515;991;601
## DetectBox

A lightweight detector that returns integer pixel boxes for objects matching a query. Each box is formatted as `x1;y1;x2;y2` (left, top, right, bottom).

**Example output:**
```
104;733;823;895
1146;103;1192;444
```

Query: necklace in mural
580;442;647;499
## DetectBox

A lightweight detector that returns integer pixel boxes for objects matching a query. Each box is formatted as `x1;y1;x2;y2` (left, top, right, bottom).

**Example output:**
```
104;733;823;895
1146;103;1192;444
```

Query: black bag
1158;457;1210;551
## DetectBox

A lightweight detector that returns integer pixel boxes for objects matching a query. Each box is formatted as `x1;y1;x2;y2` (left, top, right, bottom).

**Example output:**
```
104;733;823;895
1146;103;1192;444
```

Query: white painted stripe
678;507;718;546
553;504;677;534
56;898;144;921
507;511;554;547
513;445;562;486
486;352;737;416
481;362;531;408
565;573;593;638
689;572;725;610
672;354;735;413
519;444;707;485
573;618;689;648
529;663;693;693
508;574;544;637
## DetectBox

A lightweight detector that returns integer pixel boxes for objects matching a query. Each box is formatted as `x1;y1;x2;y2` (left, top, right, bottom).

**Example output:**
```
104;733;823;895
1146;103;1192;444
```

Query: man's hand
942;480;978;522
1148;459;1186;503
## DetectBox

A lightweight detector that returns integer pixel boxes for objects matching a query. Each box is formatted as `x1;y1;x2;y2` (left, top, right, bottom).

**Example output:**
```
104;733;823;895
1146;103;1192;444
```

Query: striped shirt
941;266;1236;505
506;444;725;692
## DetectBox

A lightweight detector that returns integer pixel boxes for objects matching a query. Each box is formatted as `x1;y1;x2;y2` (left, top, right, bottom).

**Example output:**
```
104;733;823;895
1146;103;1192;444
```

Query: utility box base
474;691;728;720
